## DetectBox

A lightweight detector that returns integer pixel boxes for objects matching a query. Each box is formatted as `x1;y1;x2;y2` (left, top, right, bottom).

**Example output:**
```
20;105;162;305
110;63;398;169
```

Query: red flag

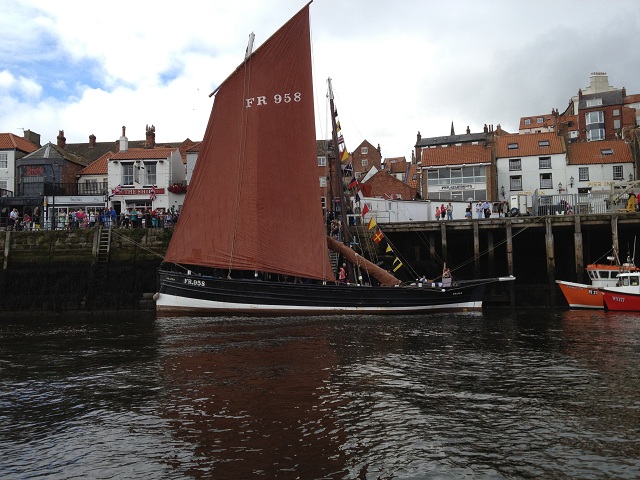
347;177;358;189
373;230;384;243
362;204;370;217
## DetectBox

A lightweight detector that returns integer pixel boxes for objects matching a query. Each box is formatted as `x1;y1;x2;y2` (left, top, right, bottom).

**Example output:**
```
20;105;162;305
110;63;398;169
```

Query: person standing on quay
446;202;453;220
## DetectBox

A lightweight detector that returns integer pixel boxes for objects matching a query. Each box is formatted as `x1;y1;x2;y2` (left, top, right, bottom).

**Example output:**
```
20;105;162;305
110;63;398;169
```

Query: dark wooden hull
155;270;512;316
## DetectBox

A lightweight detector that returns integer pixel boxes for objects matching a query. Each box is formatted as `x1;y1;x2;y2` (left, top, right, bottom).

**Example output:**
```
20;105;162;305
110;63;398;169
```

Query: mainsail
164;3;334;281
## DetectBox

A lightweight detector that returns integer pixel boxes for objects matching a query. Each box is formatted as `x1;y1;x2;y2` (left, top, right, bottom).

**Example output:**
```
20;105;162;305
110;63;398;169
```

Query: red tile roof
407;164;419;189
78;151;114;175
496;132;565;158
567;140;632;165
111;147;177;161
0;133;38;153
421;144;492;166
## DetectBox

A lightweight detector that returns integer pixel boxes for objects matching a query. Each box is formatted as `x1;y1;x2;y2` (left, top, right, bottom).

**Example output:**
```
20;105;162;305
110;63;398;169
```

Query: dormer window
524;118;531;125
508;143;519;150
538;140;550;147
536;117;544;123
586;98;603;107
601;149;614;156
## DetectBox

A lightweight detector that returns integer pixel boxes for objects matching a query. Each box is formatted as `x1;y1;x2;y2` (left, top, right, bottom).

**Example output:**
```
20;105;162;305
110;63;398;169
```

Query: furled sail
164;3;334;281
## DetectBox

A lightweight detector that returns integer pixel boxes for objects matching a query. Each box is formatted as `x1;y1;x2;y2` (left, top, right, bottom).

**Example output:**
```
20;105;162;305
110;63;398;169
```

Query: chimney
119;126;128;152
466;126;470;135
89;134;96;148
23;129;41;147
145;124;156;148
57;130;66;148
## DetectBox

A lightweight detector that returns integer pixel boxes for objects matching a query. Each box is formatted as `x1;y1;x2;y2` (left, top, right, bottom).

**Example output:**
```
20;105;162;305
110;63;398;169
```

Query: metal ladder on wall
96;226;112;264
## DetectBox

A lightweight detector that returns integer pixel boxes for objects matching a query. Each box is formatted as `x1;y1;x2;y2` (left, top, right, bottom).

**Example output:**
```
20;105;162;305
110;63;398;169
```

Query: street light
557;182;564;194
569;176;574;188
500;185;505;198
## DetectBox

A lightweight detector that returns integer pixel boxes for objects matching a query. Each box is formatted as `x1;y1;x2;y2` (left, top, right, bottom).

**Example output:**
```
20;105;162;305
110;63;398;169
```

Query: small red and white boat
556;257;638;309
602;271;640;311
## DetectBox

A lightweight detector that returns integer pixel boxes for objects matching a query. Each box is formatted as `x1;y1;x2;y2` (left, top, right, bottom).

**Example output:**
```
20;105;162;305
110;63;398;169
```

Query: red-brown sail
164;3;334;281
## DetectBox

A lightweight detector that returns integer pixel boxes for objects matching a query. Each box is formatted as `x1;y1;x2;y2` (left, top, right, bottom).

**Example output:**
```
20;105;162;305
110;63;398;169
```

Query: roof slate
416;132;487;148
78;151;114;175
111;147;178;160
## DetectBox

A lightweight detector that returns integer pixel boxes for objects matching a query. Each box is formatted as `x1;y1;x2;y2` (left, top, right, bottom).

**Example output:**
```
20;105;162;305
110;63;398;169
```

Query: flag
150;185;157;201
373;230;384;243
367;217;377;230
112;184;122;195
362;204;369;217
347;177;358;189
340;149;350;162
393;261;403;272
393;257;400;264
336;120;341;132
355;190;361;203
386;245;393;253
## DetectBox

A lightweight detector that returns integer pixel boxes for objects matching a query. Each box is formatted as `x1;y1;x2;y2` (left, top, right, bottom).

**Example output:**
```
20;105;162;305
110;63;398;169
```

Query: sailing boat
155;2;514;315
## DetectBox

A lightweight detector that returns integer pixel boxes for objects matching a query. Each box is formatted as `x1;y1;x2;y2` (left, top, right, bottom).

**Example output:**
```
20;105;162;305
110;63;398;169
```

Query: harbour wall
1;213;639;313
0;228;168;314
378;213;640;307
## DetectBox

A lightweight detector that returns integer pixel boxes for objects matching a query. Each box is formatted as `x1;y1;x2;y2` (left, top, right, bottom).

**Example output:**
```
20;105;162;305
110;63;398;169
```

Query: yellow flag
385;245;392;253
393;262;403;272
340;149;350;162
367;218;377;230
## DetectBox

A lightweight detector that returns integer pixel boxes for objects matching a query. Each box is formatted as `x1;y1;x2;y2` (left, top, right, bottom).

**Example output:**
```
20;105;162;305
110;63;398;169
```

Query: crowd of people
6;206;180;230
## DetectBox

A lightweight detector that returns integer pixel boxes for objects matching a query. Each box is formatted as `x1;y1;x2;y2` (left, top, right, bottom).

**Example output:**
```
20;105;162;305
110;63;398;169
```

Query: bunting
393;261;403;272
373;230;384;243
362;204;370;217
150;185;158;201
385;244;393;253
340;149;350;162
367;217;377;230
347;177;358;189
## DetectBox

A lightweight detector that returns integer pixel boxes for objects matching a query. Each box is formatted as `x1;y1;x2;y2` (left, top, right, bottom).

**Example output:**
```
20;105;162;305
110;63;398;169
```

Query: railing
532;192;632;216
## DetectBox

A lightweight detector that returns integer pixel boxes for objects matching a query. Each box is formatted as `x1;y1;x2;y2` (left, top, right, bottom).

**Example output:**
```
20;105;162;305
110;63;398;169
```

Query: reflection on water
1;310;639;478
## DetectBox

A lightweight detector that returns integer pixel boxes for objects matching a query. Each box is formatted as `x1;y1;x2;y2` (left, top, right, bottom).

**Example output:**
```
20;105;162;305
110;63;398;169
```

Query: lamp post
500;185;505;198
557;182;564;194
569;176;574;188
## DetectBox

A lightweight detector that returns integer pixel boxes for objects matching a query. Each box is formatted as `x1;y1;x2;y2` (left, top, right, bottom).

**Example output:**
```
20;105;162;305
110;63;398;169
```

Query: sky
1;0;640;161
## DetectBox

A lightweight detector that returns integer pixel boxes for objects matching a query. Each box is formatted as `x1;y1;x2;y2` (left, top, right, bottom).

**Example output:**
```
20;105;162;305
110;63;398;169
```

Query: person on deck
339;263;347;284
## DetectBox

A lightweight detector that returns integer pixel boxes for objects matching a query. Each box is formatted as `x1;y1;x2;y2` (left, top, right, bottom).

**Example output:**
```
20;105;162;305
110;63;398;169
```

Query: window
321;196;326;210
536;117;544;123
614;119;621;129
601;149;614;156
585;111;604;124
509;158;521;171
539;156;551;169
508;143;519;150
361;147;368;154
319;176;327;187
355;172;362;179
524;118;531;125
0;179;7;190
85;179;98;193
613;109;620;116
122;163;134;185
540;173;552;189
538;140;550;147
510;175;522;191
613;165;623;180
579;167;589;181
0;153;7;169
317;156;327;167
587;129;605;141
586;98;602;107
144;162;157;186
361;159;368;167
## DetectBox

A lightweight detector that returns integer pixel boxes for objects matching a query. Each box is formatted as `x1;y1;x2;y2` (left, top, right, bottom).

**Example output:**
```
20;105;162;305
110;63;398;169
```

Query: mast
327;78;356;282
327;78;352;248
